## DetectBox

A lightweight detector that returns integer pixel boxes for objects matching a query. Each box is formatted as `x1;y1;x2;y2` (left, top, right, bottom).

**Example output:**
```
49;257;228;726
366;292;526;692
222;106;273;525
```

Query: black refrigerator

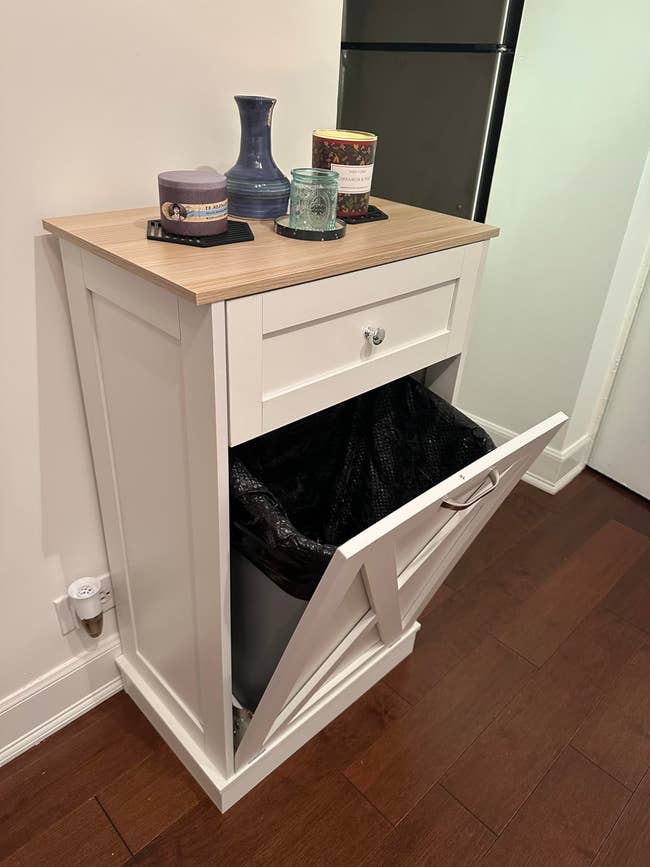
338;0;524;222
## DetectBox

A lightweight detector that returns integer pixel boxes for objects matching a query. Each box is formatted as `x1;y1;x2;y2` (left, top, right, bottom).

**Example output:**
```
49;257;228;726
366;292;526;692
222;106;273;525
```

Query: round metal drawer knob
364;326;386;346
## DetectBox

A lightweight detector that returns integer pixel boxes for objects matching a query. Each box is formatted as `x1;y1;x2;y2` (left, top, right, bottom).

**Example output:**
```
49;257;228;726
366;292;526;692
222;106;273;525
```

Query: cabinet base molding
117;623;418;811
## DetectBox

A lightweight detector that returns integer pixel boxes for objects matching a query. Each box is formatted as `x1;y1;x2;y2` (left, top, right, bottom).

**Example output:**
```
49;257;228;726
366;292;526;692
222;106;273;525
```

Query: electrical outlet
97;573;114;612
53;573;115;636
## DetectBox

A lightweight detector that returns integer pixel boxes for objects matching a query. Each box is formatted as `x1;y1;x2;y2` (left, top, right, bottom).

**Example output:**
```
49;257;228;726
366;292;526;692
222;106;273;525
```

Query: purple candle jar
158;170;228;236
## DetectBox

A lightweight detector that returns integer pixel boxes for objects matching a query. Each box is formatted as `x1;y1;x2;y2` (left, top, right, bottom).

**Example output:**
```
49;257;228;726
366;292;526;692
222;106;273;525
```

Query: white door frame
569;147;650;460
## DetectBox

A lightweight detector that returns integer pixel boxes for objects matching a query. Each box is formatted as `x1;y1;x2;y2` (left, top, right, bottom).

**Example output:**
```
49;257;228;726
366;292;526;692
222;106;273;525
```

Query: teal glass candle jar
289;168;338;232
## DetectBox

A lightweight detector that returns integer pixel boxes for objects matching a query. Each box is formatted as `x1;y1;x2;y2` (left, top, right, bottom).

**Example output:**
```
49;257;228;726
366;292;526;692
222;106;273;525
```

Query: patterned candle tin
312;129;377;217
158;170;228;237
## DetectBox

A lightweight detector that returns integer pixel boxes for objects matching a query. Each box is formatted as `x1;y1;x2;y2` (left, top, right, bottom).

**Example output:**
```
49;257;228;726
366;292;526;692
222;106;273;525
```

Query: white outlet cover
53;573;115;636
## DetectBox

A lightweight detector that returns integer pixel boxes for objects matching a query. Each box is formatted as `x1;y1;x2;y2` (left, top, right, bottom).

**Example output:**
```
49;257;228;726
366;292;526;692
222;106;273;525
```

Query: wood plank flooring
1;469;648;865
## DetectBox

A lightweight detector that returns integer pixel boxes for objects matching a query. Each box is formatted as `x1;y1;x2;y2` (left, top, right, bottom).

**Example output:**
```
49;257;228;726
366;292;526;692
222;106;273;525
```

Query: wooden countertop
43;198;499;305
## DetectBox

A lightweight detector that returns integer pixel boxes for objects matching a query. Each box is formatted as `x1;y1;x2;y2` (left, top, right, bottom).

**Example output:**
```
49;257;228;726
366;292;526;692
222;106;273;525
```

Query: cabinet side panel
425;241;489;403
60;241;137;658
91;292;202;728
226;294;263;446
446;240;490;400
179;301;234;777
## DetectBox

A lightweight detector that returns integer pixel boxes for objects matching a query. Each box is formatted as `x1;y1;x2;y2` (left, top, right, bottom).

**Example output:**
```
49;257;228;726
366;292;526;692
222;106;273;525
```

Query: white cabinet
46;198;565;810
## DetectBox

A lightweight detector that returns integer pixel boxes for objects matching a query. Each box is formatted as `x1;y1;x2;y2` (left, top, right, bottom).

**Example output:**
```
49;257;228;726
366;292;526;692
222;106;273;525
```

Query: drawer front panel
234;412;568;767
262;246;464;333
263;280;455;398
227;242;487;445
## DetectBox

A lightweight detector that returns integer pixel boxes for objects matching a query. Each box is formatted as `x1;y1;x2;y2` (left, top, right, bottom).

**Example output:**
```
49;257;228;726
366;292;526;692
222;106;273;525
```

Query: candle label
161;200;227;222
330;163;374;194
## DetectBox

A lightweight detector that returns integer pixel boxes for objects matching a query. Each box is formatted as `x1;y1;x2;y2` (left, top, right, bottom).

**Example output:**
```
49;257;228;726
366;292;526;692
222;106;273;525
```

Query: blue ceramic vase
226;95;290;219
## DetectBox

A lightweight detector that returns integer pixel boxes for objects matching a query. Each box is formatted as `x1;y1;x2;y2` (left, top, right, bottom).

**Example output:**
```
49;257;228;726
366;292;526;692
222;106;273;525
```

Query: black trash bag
230;377;494;601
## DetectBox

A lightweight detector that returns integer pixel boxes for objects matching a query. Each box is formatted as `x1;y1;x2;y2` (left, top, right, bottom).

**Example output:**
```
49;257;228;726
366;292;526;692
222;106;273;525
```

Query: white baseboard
465;412;592;494
0;634;123;768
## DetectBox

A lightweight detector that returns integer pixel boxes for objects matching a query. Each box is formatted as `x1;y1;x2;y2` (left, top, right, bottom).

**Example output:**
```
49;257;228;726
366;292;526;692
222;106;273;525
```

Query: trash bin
229;376;494;710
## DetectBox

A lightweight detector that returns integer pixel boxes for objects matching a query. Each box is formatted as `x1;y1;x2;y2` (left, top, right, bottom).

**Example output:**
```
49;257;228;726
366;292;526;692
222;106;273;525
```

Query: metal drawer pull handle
442;469;500;511
364;325;386;346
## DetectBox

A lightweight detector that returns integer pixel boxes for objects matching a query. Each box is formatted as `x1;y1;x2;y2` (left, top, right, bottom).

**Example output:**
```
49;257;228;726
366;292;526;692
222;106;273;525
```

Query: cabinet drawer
227;242;487;445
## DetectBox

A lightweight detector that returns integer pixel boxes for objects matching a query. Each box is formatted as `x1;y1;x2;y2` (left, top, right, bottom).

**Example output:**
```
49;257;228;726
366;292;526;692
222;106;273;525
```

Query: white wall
459;0;650;487
0;0;343;759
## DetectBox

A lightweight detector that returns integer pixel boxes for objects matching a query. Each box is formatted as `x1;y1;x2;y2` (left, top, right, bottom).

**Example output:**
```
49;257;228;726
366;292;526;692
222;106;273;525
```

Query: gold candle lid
313;129;377;141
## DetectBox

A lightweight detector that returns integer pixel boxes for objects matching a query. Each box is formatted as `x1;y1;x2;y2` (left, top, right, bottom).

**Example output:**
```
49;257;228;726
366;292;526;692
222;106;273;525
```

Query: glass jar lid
291;167;338;184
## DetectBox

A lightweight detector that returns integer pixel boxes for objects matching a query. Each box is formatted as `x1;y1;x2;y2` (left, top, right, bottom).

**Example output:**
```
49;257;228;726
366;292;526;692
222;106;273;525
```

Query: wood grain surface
360;783;496;867
1;799;130;867
572;643;650;789
42;198;499;305
492;521;649;666
441;608;646;833
478;747;630;867
344;636;534;824
592;769;650;866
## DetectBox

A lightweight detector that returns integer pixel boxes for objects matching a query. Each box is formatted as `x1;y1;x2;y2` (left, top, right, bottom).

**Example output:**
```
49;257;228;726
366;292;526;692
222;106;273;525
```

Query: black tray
274;215;347;241
147;219;254;248
343;205;389;225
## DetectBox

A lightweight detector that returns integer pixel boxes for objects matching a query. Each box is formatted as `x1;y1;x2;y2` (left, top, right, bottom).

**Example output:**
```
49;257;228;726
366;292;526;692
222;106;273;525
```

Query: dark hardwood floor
1;469;649;866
